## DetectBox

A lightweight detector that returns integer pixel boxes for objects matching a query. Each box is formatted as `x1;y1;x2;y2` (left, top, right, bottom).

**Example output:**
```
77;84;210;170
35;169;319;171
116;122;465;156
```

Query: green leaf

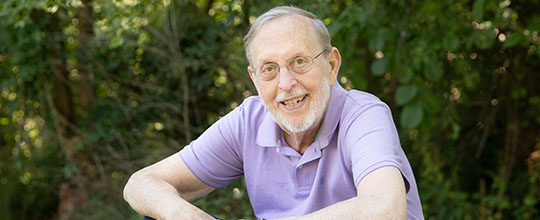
399;69;414;84
529;96;540;105
109;35;124;48
368;37;384;52
368;28;388;52
473;0;485;22
346;61;368;90
419;91;440;114
400;103;424;129
511;87;527;99
371;57;388;76
395;84;418;106
423;59;443;82
464;72;480;89
0;118;9;125
74;142;84;151
502;33;525;49
474;30;494;49
442;32;459;51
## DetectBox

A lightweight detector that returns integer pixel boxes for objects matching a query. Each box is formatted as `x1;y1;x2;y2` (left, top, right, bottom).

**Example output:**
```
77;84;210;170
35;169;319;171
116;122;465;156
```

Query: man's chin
280;124;304;134
277;117;313;134
268;108;317;134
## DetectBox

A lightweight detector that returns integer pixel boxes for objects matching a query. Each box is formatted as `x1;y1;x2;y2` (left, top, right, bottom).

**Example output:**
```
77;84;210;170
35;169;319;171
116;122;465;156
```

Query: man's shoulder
343;89;384;108
226;96;267;124
238;96;265;113
242;95;263;105
336;89;393;127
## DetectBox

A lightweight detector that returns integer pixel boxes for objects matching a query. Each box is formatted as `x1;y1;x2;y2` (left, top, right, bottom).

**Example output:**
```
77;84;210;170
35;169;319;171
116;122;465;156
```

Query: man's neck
283;122;322;154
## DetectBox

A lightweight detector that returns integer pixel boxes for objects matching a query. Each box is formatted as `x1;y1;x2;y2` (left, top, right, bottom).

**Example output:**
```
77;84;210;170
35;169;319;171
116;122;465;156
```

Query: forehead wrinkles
250;15;319;64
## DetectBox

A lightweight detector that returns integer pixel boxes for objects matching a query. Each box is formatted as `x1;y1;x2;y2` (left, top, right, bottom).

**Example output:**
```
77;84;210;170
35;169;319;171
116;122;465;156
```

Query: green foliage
401;103;424;130
0;0;539;219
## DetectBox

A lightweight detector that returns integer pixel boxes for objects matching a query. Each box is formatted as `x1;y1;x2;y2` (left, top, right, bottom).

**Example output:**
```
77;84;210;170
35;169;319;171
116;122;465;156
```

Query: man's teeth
283;96;305;106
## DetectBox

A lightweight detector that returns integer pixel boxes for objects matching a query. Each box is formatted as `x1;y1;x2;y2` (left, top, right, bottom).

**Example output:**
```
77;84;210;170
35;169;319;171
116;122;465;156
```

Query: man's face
248;15;337;133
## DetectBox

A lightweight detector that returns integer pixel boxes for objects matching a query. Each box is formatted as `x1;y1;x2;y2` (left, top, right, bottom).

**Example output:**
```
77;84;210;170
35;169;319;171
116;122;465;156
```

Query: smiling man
124;6;423;220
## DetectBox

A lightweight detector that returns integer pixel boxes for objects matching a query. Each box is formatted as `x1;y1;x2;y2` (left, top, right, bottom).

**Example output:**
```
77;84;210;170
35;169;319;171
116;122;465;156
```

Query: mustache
275;88;309;102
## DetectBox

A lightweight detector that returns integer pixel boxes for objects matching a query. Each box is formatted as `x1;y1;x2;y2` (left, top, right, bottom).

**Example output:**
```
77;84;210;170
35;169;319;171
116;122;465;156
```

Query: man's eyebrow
258;58;277;65
258;51;307;65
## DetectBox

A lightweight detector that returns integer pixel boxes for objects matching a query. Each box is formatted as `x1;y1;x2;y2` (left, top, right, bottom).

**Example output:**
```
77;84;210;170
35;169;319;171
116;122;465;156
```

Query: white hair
243;6;332;65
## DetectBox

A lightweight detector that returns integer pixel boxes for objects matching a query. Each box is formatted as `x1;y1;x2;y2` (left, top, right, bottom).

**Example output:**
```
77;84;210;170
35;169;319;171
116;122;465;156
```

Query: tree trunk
51;11;87;218
51;0;97;217
77;0;96;107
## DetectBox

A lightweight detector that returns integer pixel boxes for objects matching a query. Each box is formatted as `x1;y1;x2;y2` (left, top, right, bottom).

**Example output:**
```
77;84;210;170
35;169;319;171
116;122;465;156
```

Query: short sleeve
343;102;411;191
179;104;245;188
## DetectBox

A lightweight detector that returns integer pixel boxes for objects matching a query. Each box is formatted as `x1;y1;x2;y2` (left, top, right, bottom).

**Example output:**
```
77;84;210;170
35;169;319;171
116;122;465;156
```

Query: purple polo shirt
180;83;424;219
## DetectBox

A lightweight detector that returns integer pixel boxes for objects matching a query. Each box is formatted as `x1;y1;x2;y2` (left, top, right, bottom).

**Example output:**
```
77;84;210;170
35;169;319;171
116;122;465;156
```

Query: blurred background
0;0;539;219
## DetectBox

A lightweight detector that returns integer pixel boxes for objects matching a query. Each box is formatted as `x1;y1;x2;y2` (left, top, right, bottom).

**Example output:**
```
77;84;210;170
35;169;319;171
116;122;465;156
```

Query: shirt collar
255;83;348;148
255;111;281;147
317;83;347;149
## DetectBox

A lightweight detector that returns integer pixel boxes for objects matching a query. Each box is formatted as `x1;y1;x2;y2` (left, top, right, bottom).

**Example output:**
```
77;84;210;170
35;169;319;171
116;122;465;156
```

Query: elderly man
124;6;423;220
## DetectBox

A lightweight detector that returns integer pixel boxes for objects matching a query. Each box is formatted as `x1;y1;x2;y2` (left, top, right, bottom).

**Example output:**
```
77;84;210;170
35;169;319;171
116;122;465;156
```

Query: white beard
269;76;331;134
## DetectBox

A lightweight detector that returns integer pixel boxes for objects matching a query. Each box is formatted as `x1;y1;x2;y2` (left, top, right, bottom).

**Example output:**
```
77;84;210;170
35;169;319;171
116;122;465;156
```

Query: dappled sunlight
0;0;539;219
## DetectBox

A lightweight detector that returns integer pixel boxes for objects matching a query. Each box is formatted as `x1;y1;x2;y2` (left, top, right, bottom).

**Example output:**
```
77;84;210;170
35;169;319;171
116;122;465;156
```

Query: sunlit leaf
109;35;124;48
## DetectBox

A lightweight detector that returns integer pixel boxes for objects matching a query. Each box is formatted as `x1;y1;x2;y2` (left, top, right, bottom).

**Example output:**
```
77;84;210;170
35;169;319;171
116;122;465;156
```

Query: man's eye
262;65;276;73
295;59;305;65
262;66;275;73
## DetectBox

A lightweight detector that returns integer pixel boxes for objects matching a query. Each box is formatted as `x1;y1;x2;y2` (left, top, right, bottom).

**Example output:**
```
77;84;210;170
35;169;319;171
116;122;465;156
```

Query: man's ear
327;47;342;86
248;66;261;95
248;66;255;83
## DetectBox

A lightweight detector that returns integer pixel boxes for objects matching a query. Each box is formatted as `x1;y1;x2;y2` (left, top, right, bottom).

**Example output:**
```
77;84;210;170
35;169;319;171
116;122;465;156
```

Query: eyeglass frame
250;48;329;81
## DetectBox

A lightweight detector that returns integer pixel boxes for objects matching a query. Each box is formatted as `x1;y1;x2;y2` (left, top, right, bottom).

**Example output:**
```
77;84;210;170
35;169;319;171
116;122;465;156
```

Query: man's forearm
278;167;408;220
123;171;215;220
279;196;406;220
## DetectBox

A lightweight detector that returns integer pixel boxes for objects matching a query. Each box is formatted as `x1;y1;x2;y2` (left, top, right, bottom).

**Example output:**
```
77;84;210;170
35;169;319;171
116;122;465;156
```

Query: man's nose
278;66;297;92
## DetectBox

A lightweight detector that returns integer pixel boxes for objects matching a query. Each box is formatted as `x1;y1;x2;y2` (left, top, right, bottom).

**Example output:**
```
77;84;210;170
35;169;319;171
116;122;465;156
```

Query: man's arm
279;166;407;220
123;153;216;220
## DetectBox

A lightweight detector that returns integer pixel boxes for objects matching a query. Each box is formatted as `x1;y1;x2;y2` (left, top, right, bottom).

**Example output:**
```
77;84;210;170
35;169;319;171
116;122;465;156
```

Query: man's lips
279;94;307;108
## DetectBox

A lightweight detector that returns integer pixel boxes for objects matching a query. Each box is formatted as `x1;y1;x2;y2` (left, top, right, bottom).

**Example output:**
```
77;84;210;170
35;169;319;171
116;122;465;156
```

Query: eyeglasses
251;49;328;81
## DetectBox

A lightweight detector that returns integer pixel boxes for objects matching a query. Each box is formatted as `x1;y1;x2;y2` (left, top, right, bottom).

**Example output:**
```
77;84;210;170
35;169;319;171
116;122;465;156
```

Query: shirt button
299;165;303;169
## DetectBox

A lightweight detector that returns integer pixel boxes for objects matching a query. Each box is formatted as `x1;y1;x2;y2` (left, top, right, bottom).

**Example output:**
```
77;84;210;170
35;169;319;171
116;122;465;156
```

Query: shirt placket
294;143;322;192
